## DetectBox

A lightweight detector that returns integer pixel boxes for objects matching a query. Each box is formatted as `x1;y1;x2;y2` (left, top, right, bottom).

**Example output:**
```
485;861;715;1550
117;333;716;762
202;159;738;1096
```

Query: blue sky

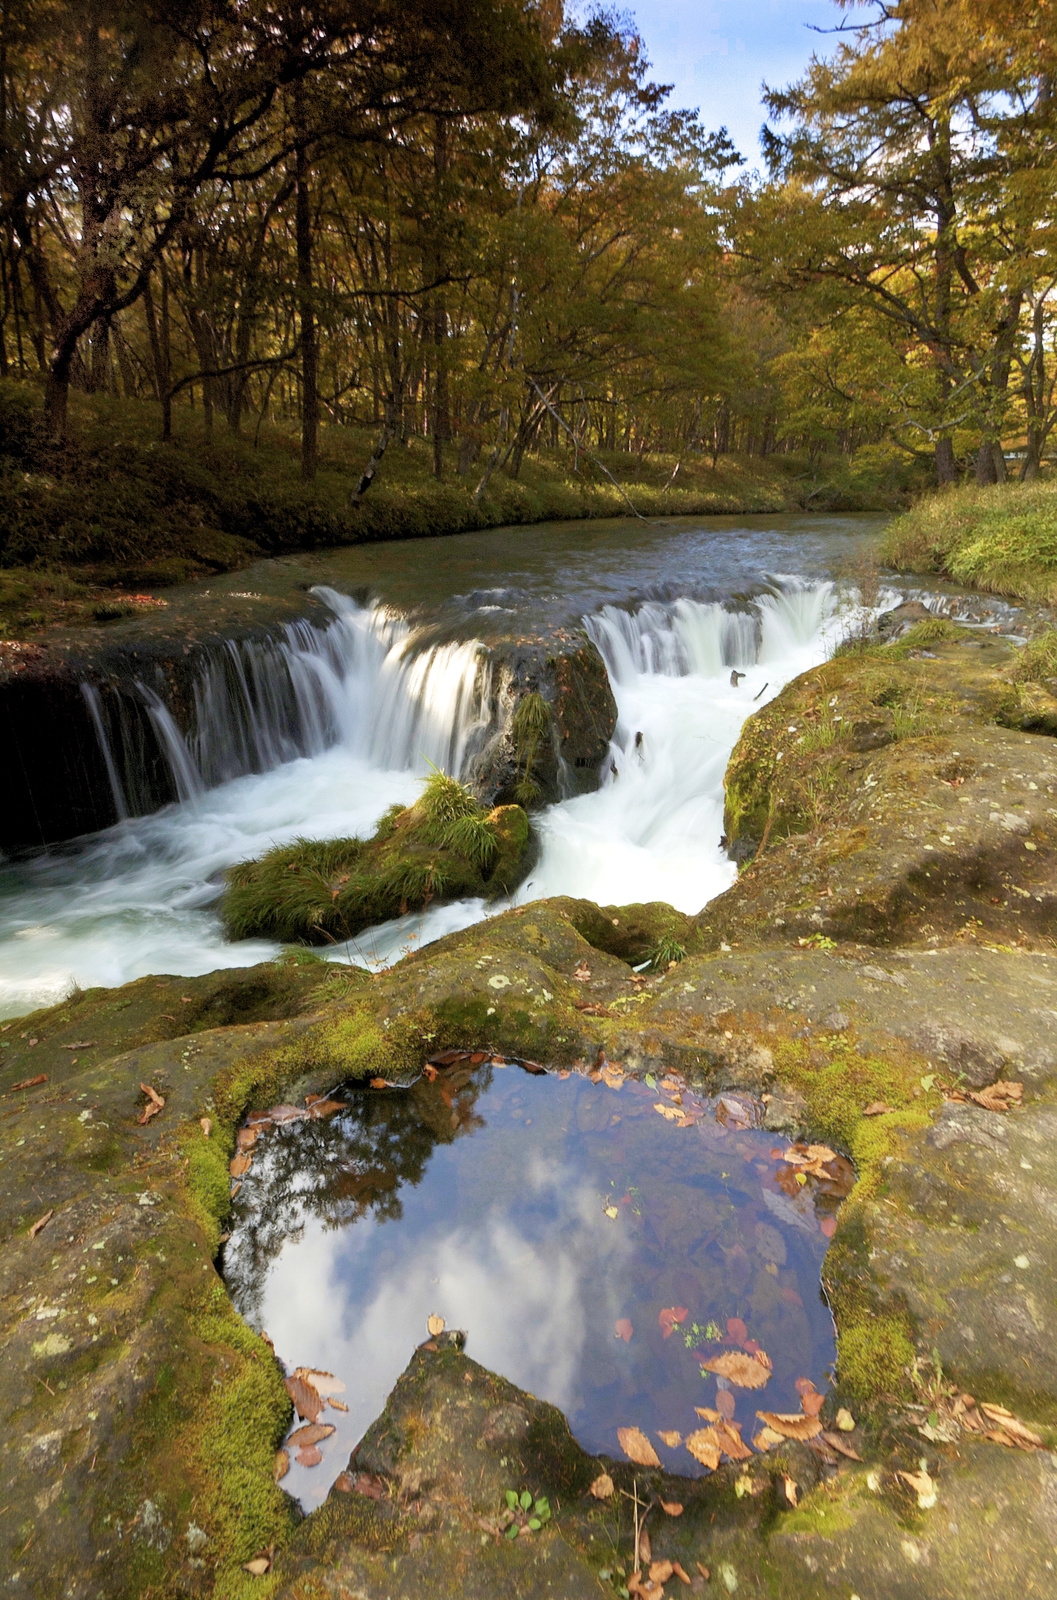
613;0;841;166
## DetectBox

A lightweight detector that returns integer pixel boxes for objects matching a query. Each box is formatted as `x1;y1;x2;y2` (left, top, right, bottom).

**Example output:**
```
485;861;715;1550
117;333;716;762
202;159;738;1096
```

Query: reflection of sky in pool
224;1066;839;1508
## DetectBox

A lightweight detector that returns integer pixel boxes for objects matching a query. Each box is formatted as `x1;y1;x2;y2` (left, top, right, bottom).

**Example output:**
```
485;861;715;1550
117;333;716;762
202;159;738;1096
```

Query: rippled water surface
224;1063;842;1507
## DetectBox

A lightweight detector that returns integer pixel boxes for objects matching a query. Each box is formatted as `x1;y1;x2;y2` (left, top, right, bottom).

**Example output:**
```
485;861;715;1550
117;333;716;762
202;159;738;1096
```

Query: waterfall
83;590;496;819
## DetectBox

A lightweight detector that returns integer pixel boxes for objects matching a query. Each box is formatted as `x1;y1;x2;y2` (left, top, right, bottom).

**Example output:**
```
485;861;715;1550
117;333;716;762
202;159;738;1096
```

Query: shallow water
224;1064;841;1507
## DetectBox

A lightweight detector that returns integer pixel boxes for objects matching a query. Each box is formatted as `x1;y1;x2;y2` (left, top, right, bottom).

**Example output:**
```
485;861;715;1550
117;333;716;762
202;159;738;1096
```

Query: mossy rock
221;773;531;946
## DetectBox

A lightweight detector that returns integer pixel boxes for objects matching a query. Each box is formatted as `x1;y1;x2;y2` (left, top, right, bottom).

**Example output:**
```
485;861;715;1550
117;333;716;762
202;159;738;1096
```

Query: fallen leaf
61;1042;96;1050
617;1426;661;1467
573;961;592;981
267;1104;304;1124
781;1474;798;1507
752;1427;785;1451
28;1209;53;1239
328;1398;349;1413
659;1306;689;1339
273;1449;289;1481
727;1316;748;1345
229;1152;252;1178
835;1407;856;1432
898;1467;937;1508
755;1412;823;1441
685;1427;722;1469
700;1350;772;1389
427;1313;445;1337
288;1422;335;1447
967;1080;1023;1112
659;1500;683;1516
639;1528;652;1564
694;1406;721;1423
199;1116;213;1137
284;1372;323;1422
820;1431;861;1460
862;1102;895;1116
604;1204;620;1219
614;1318;633;1342
799;1388;825;1419
653;1101;688;1124
296;1445;323;1467
370;1078;390;1089
671;1562;692;1585
296;1367;346;1397
589;1472;614;1499
236;1127;259;1150
243;1556;271;1577
137;1082;165;1125
422;1063;438;1081
333;1472;355;1493
657;1430;682;1448
820;1216;837;1239
979;1404;1043;1448
305;1098;344;1118
696;1563;711;1581
650;1560;675;1584
715;1389;736;1422
715;1421;752;1461
11;1073;47;1090
351;1472;387;1500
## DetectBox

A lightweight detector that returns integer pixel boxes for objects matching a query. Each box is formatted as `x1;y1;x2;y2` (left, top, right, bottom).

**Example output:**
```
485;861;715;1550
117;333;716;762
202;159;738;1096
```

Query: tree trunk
294;84;318;483
935;436;956;484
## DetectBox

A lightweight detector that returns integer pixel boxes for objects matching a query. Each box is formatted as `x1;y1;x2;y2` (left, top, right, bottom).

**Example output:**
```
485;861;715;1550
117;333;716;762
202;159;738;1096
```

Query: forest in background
1;0;1057;623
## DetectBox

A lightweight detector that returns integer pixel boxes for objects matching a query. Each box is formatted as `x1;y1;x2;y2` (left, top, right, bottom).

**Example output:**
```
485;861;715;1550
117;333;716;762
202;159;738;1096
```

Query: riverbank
881;477;1057;603
3;617;1056;1598
0;382;916;638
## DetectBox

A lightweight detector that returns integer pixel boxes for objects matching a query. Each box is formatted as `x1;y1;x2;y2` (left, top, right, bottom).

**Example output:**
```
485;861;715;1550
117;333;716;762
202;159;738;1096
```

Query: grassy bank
882;477;1057;603
1;379;912;637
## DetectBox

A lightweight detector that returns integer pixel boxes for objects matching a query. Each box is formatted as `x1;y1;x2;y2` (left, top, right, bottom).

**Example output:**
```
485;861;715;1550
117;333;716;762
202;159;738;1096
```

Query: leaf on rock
752;1427;786;1451
284;1372;323;1422
273;1449;289;1482
700;1351;771;1388
835;1407;856;1432
137;1082;165;1125
352;1472;387;1500
28;1209;53;1239
659;1306;689;1339
296;1445;323;1467
427;1314;445;1337
229;1152;252;1178
573;961;592;982
755;1412;822;1441
589;1473;615;1500
820;1431;861;1460
236;1127;259;1151
967;1081;1023;1112
657;1430;682;1448
296;1367;346;1397
897;1467;937;1508
715;1421;752;1461
617;1426;661;1467
370;1078;390;1089
979;1404;1043;1448
288;1422;335;1447
685;1427;722;1470
781;1474;798;1507
333;1472;354;1493
11;1073;47;1090
614;1318;634;1342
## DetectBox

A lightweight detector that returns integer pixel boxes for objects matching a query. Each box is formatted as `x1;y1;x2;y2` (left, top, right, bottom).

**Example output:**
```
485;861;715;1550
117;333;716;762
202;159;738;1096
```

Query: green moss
183;1131;233;1254
221;777;530;945
272;1004;438;1084
888;616;973;651
837;1316;917;1403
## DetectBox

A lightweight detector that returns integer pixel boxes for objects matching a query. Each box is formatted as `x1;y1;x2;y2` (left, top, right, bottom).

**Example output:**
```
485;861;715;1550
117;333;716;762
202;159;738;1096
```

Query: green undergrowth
512;691;552;806
222;772;529;945
882;478;1057;601
1008;627;1057;683
885;616;973;652
0;378;833;636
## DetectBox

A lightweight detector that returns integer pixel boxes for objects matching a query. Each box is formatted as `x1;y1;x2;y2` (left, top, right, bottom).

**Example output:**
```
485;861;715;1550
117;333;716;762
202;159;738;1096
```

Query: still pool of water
224;1062;843;1507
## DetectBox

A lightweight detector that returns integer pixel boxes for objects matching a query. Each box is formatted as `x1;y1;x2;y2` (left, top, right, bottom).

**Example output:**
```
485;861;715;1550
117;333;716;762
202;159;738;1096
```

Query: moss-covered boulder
221;773;531;945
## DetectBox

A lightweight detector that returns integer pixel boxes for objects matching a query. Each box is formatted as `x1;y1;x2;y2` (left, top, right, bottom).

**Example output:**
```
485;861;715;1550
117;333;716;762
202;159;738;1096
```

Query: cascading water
0;577;845;1018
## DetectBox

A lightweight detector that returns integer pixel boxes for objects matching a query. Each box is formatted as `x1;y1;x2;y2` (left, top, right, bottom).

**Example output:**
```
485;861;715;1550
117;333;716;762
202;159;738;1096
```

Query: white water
0;581;846;1018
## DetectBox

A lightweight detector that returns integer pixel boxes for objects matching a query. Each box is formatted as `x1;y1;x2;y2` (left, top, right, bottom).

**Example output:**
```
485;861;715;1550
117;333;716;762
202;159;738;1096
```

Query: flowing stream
0;512;1005;1018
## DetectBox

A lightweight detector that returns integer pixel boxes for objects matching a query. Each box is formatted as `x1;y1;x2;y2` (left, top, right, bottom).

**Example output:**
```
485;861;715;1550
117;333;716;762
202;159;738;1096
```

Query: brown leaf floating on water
328;1397;349;1412
755;1411;823;1441
137;1082;165;1124
589;1473;614;1499
695;1406;722;1423
284;1372;323;1422
267;1104;304;1124
236;1127;259;1150
752;1426;786;1452
659;1306;689;1339
295;1445;323;1467
656;1430;682;1448
614;1318;633;1342
617;1426;661;1467
305;1097;344;1117
296;1367;346;1397
700;1350;772;1389
715;1389;736;1422
427;1314;445;1337
715;1420;752;1461
287;1422;335;1447
229;1152;252;1178
685;1427;722;1470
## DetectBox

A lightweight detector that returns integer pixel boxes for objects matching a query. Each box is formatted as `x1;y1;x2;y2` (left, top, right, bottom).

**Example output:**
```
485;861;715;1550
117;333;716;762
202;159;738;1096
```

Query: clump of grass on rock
222;770;530;946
